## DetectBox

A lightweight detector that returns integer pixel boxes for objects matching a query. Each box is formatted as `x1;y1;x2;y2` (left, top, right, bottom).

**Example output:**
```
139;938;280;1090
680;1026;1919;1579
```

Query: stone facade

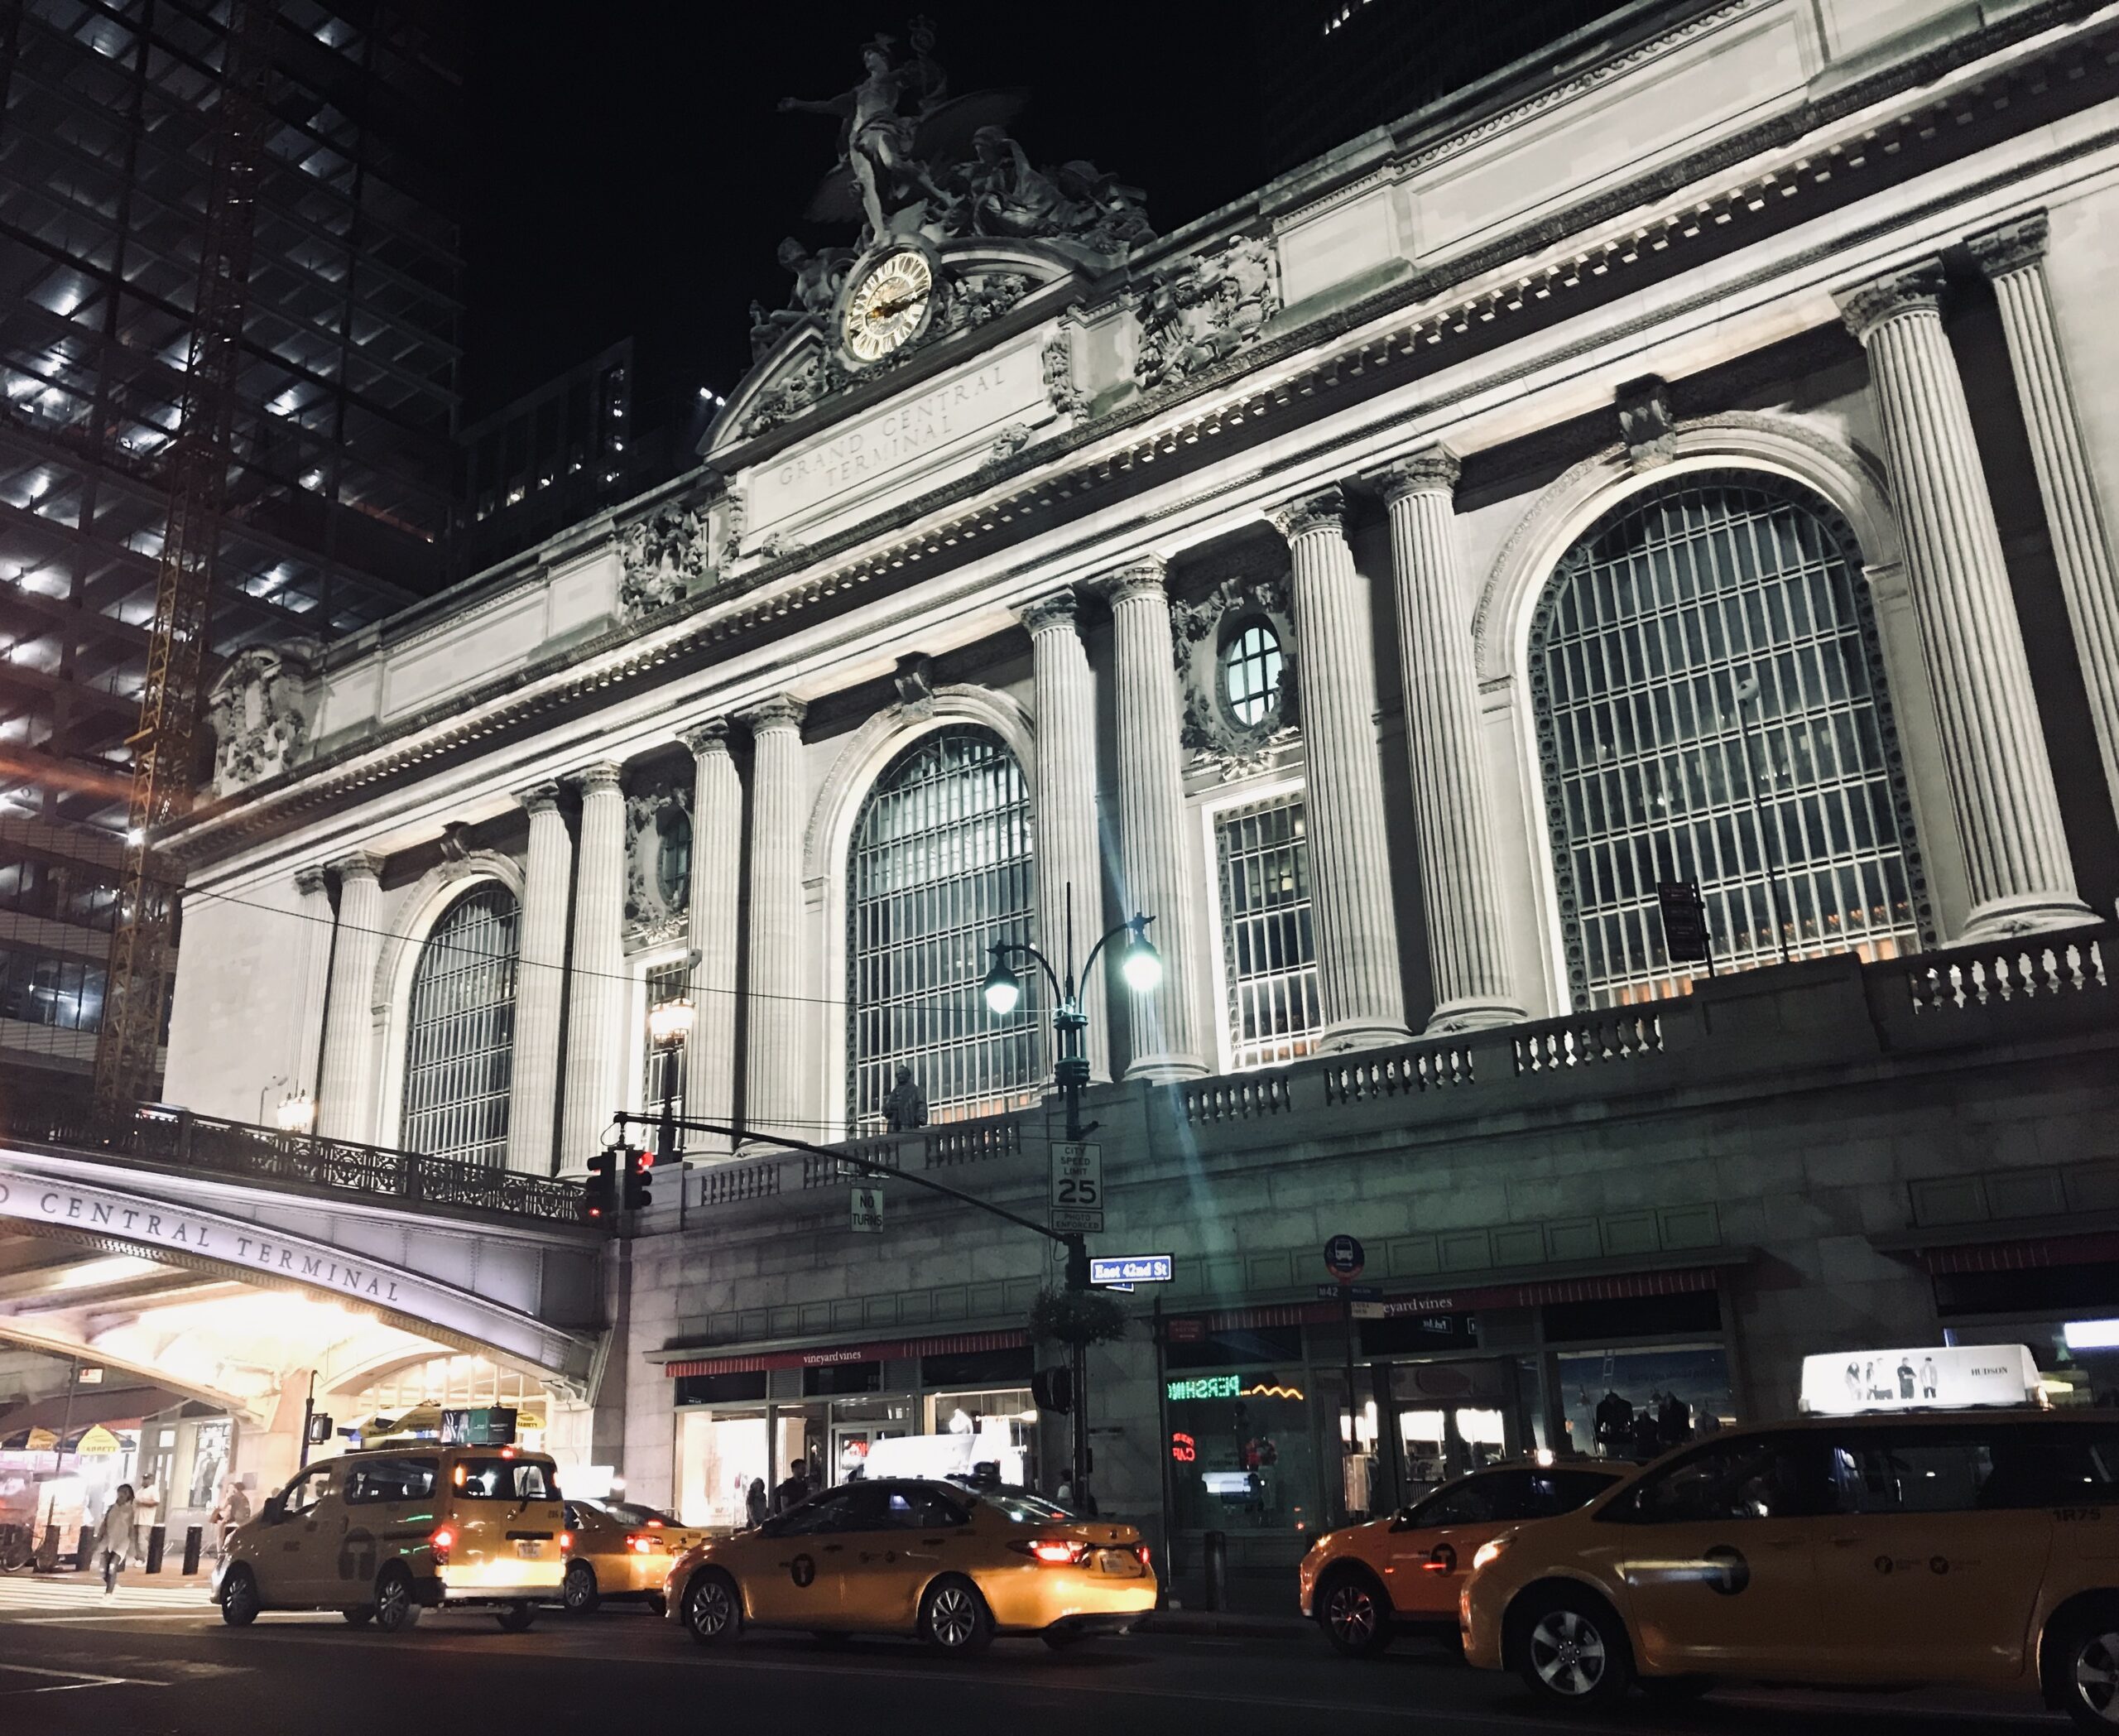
158;0;2119;1604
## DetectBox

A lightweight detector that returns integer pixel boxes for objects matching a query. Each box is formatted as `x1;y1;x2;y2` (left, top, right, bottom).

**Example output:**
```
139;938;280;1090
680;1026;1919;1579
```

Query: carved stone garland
622;767;694;949
1168;560;1300;780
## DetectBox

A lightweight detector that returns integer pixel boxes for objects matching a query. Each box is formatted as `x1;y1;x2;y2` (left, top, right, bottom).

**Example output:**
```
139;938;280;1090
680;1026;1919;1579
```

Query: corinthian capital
514;779;564;816
329;850;383;882
294;865;330;897
739;694;807;733
679;718;733;759
1016;589;1082;636
1967;211;2049;281
1836;260;1948;344
1372;447;1462;506
1092;558;1169;607
1270;485;1348;543
567;762;624;796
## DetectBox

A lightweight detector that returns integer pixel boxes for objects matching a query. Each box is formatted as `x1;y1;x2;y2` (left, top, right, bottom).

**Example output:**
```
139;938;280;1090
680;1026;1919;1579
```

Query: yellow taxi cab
212;1443;567;1633
1460;1407;2119;1727
663;1478;1156;1652
1299;1459;1626;1655
560;1496;711;1614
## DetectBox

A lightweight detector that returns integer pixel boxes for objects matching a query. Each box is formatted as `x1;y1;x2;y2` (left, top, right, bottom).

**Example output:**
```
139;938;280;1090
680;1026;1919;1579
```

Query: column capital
1371;446;1461;506
514;779;565;815
1270;484;1348;543
739;694;807;733
1092;558;1169;606
1836;259;1948;344
329;850;382;882
679;718;733;758
294;864;330;897
1967;210;2049;281
1016;588;1082;635
566;762;624;796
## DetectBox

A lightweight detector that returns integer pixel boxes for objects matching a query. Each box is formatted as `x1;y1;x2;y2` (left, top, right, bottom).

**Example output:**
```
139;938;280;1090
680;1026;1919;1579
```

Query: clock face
843;250;934;363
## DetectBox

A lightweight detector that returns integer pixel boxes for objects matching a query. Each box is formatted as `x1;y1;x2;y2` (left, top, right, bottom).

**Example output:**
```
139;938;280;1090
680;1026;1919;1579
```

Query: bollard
40;1523;58;1566
181;1526;202;1575
144;1524;166;1574
1203;1528;1228;1613
74;1527;91;1572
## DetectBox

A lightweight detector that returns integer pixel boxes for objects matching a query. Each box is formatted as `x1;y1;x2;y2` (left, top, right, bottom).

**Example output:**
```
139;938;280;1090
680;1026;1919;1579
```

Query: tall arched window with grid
848;726;1040;1132
1529;471;1929;1007
400;883;519;1165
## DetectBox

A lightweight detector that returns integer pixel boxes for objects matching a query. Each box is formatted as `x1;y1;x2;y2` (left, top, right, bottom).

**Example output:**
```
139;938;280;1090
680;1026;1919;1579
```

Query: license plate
515;1541;542;1559
1097;1549;1141;1576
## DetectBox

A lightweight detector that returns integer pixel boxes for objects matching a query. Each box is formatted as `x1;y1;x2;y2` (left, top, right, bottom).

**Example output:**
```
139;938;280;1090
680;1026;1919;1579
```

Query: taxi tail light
429;1526;454;1565
561;1531;574;1553
1134;1544;1151;1567
1009;1538;1087;1565
626;1532;662;1554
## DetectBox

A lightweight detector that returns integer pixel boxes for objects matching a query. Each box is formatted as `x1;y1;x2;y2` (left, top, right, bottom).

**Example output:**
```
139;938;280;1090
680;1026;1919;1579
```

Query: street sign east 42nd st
1090;1253;1173;1286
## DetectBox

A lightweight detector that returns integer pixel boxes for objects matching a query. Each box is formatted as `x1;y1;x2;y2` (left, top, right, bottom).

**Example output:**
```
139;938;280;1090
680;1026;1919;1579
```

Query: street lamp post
979;885;1161;1510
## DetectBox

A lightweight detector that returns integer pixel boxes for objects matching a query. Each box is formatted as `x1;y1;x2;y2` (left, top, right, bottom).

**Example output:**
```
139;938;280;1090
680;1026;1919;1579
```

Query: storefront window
675;1408;769;1530
1389;1355;1536;1501
1558;1345;1732;1461
1166;1371;1319;1533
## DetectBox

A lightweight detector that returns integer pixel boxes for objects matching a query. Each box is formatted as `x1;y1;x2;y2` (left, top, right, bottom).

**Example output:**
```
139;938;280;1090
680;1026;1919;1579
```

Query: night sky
457;2;1263;426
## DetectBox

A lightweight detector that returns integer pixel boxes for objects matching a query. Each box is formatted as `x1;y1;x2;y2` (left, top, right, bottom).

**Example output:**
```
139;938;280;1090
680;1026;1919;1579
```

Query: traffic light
623;1145;655;1212
585;1147;617;1220
1031;1367;1074;1415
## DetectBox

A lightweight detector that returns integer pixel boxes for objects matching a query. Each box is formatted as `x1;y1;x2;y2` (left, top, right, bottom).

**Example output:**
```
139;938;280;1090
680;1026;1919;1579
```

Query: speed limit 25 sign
1050;1141;1103;1233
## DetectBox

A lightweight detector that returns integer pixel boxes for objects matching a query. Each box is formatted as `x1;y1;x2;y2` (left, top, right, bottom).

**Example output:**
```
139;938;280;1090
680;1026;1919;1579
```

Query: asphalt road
0;1580;2074;1734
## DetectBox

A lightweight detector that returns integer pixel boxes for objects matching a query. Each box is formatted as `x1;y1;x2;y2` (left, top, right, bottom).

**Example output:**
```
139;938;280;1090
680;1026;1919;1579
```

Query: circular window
1223;622;1283;726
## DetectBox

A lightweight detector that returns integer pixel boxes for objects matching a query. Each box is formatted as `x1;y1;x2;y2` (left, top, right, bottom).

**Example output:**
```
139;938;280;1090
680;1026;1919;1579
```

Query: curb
1137;1609;1314;1639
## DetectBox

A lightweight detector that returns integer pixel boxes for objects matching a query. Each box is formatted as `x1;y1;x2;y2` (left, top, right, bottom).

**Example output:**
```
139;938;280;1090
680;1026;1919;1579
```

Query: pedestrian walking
94;1482;137;1594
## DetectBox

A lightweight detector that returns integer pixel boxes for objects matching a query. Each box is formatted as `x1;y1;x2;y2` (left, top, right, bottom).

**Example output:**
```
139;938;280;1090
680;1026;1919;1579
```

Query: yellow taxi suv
1460;1410;2119;1727
212;1445;568;1633
561;1496;710;1614
663;1479;1156;1652
1300;1459;1626;1656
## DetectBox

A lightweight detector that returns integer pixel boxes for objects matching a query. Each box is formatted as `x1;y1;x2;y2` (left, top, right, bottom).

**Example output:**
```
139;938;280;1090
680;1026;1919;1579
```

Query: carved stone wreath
623;768;693;948
1168;563;1300;778
207;640;320;795
617;505;712;622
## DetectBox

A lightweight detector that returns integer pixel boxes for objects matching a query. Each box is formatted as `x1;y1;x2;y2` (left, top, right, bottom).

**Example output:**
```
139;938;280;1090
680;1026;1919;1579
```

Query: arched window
848;726;1040;1132
401;883;519;1165
1529;472;1928;1007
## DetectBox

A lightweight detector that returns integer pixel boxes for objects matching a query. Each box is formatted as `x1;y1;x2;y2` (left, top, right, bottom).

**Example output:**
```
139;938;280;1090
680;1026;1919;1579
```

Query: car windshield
973;1487;1076;1524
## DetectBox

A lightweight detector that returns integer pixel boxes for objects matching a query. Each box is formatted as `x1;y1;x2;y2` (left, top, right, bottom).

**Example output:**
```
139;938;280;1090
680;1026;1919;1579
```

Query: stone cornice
1967;209;2049;279
739;695;808;733
1836;259;1948;343
1271;485;1348;542
1373;446;1463;504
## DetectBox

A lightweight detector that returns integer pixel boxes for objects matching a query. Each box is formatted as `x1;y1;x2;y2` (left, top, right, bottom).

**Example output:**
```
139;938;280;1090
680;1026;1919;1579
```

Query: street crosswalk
0;1573;214;1618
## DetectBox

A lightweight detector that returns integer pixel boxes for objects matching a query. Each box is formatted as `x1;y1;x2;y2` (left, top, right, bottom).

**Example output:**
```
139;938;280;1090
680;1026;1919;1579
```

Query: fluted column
560;763;626;1171
1838;262;2091;937
1372;450;1526;1032
1269;488;1413;1049
507;781;572;1174
290;866;332;1099
1097;561;1206;1080
683;720;741;1155
315;852;382;1143
1970;212;2119;823
741;697;808;1138
1019;590;1110;1082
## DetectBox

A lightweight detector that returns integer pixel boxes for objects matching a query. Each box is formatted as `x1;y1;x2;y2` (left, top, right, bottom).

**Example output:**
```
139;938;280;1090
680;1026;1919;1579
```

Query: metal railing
3;1098;591;1227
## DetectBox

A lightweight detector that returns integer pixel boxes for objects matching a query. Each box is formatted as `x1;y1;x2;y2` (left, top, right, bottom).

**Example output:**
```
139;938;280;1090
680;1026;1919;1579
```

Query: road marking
0;1661;163;1694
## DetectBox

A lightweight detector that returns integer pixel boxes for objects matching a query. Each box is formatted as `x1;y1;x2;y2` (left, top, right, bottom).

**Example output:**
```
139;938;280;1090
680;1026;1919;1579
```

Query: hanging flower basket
1029;1286;1128;1348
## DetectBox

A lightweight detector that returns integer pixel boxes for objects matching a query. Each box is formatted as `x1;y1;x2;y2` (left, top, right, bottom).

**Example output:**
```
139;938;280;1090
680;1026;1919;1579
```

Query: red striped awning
665;1328;1028;1380
1169;1266;1723;1338
1916;1232;2119;1276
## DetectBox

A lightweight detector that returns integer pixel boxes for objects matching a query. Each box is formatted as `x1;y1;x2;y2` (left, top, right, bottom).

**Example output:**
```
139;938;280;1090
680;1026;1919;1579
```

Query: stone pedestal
1098;562;1207;1080
1019;590;1109;1082
560;764;626;1173
1969;213;2119;825
1838;262;2091;937
741;698;809;1137
290;867;332;1099
1270;488;1412;1049
683;720;741;1155
315;853;382;1143
507;782;572;1174
1372;451;1526;1032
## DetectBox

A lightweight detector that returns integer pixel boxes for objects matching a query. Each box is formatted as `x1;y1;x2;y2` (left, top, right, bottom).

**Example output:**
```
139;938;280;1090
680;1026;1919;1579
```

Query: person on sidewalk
94;1483;137;1594
771;1457;813;1515
744;1478;769;1529
209;1479;251;1553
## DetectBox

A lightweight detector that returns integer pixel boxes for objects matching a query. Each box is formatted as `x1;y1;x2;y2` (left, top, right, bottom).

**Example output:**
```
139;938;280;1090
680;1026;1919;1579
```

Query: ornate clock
841;248;935;363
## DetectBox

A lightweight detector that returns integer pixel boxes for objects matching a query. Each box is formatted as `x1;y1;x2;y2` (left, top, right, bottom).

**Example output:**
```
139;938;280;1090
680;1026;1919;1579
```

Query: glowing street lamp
274;1090;315;1135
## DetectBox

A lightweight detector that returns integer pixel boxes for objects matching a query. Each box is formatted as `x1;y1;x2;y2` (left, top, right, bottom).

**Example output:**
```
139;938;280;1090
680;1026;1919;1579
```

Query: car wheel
372;1565;421;1634
2054;1605;2119;1729
919;1575;994;1653
495;1601;536;1633
562;1561;600;1615
682;1569;742;1647
219;1566;259;1628
1317;1567;1393;1657
1515;1589;1632;1710
342;1606;374;1628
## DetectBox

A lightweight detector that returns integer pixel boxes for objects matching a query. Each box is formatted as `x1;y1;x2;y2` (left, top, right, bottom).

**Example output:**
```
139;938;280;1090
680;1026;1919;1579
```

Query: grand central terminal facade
158;0;2119;1594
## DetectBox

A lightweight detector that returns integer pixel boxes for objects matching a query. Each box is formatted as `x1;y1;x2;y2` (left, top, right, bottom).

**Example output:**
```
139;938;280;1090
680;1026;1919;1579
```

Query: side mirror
262;1495;286;1524
1388;1506;1416;1532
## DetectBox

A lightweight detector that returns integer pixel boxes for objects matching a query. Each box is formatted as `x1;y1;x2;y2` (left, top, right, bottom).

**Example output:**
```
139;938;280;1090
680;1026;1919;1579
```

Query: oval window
1223;622;1282;725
